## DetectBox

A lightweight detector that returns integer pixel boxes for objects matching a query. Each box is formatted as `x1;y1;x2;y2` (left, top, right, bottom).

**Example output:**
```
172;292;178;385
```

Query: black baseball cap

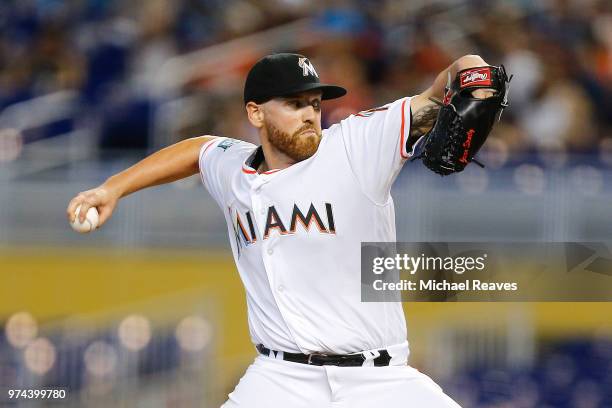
244;53;347;105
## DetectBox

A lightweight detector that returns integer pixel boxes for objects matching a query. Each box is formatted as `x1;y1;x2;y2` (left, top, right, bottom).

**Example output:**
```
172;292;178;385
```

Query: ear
246;102;264;128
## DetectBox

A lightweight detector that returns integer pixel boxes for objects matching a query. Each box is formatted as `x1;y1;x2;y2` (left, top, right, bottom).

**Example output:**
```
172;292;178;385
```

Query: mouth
300;129;317;136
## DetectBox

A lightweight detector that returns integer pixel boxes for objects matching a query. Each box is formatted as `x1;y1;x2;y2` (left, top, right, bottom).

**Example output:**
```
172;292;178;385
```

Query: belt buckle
307;352;327;365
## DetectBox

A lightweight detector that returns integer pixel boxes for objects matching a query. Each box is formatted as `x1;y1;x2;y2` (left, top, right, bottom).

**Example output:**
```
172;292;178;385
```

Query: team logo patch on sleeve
217;138;241;151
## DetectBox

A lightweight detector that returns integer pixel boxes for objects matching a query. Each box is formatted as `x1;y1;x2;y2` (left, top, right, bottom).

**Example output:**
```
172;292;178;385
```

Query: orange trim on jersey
242;165;280;175
399;99;408;159
354;106;390;117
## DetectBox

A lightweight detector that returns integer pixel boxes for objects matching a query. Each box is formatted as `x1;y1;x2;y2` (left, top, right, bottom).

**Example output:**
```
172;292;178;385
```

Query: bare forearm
104;136;214;198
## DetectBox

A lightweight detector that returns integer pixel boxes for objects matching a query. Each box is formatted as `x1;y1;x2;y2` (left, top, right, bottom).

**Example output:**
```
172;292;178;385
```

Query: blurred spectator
0;0;610;157
520;58;596;152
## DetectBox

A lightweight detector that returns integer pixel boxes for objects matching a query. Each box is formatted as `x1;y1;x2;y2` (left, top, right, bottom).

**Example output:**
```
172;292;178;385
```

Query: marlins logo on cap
243;53;346;105
298;57;319;78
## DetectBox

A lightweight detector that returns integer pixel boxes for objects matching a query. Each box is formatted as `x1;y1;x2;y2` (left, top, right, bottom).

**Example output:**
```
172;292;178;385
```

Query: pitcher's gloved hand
411;65;512;176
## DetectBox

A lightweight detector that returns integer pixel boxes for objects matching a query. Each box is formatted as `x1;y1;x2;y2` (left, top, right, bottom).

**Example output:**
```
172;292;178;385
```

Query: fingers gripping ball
412;65;512;176
71;205;99;233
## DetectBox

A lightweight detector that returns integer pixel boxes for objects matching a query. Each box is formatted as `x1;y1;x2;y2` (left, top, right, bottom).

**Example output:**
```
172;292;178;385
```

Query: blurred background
0;0;611;406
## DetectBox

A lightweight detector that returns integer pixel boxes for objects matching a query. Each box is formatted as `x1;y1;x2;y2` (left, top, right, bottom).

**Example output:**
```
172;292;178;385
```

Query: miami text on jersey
230;202;336;255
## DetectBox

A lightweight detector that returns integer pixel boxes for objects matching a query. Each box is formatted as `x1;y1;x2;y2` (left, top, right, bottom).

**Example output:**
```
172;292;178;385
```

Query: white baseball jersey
199;96;413;355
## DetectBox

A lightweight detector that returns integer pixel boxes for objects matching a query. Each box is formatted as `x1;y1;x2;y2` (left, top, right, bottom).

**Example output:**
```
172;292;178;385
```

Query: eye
312;100;321;111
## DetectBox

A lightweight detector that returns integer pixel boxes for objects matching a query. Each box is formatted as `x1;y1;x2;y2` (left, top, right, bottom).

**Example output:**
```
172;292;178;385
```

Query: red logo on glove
460;67;492;88
459;129;475;164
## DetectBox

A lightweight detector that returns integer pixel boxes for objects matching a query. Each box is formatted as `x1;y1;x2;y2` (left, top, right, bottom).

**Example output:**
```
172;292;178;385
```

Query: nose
301;105;316;124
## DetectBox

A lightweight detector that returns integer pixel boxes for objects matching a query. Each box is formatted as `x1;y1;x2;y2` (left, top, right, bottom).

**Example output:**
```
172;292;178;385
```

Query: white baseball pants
221;342;461;408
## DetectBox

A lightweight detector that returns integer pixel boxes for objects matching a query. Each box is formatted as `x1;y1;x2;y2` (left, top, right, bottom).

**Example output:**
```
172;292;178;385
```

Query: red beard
265;122;322;162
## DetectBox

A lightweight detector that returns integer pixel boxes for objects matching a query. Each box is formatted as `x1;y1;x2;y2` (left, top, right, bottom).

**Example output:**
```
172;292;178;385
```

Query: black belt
256;344;392;367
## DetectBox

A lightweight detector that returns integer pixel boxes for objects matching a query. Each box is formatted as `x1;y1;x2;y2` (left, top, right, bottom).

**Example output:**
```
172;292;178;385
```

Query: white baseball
71;205;99;233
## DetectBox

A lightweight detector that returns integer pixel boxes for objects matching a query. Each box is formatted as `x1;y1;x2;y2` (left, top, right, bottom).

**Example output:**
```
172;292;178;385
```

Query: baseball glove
411;65;512;175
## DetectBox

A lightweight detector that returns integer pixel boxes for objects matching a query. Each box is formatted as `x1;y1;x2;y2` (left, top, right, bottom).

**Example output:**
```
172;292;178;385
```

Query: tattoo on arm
407;102;440;148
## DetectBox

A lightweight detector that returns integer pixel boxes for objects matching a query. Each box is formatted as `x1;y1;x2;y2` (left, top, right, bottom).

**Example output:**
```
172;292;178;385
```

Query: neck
258;137;297;173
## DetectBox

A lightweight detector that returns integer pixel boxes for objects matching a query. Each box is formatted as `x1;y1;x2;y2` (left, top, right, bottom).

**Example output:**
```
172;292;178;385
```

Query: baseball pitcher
67;53;510;407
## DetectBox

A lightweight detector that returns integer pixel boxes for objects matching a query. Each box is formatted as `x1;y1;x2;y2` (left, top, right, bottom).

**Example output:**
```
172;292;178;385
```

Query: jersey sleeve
198;137;251;208
337;96;413;204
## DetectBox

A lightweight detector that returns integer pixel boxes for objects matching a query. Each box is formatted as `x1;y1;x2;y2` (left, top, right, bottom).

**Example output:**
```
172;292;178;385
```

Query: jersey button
277;285;284;292
267;248;273;255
